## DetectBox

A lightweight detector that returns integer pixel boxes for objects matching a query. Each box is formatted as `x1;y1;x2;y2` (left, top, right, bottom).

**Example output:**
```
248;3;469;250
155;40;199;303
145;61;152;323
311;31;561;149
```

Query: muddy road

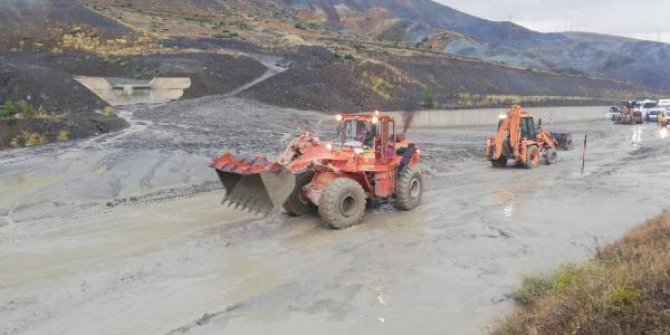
1;98;670;335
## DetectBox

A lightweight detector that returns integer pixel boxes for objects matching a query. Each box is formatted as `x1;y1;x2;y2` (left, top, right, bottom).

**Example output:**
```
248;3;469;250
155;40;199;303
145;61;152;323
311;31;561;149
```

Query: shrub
0;100;17;118
513;275;553;306
57;129;70;142
10;131;45;147
422;87;436;108
102;106;116;116
16;100;36;117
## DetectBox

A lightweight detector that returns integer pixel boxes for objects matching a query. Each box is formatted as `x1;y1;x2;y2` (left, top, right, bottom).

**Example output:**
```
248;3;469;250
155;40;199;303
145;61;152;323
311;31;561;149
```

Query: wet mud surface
1;98;670;335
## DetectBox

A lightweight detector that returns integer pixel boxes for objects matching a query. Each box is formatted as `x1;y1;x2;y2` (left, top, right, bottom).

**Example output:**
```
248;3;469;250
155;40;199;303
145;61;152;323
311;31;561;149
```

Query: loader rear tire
393;165;423;210
318;178;367;229
544;148;557;165
283;170;317;217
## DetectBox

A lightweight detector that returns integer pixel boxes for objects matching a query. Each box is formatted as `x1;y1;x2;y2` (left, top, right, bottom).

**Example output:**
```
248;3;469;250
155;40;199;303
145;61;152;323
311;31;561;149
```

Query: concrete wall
392;106;610;128
75;77;191;106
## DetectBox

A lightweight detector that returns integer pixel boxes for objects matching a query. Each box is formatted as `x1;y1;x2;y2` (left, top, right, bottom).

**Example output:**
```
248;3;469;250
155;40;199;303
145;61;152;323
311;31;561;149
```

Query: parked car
641;101;664;122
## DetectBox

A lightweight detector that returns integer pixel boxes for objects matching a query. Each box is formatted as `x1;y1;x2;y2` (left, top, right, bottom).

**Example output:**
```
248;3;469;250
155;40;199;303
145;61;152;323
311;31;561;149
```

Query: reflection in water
503;204;514;218
660;128;668;139
630;127;642;145
492;178;535;219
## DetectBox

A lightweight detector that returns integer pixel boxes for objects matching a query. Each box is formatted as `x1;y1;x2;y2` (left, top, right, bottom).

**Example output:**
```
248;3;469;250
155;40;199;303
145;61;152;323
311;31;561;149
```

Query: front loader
211;112;423;229
485;105;572;168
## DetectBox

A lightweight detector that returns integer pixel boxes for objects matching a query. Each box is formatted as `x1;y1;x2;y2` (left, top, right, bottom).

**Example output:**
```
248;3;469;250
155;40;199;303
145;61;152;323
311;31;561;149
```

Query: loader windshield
342;120;373;147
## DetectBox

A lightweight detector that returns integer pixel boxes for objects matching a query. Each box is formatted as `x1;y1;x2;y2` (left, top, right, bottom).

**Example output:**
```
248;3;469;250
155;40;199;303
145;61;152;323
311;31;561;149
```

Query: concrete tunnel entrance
74;76;192;106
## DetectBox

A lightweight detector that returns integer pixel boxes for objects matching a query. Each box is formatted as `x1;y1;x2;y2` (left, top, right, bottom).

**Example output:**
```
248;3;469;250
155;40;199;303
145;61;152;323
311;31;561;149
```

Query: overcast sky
436;0;670;43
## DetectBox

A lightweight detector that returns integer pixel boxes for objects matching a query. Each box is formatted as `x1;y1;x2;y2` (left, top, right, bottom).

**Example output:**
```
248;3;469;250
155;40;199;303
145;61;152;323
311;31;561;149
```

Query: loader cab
337;113;396;160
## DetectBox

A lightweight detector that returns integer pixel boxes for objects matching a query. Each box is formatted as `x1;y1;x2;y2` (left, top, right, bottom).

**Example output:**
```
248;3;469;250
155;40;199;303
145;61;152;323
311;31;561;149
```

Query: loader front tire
283;170;317;217
319;178;367;229
393;165;423;210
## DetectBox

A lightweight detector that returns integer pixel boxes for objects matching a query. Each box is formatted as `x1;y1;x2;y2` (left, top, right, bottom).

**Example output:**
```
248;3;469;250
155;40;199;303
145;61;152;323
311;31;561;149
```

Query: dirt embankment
495;211;670;335
0;52;267;150
242;46;648;113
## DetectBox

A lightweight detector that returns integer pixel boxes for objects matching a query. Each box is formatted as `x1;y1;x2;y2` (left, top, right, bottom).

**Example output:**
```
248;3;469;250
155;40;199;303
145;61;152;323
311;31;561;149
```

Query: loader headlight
498;114;508;120
372;116;379;124
354;148;364;154
335;114;343;121
326;142;333;151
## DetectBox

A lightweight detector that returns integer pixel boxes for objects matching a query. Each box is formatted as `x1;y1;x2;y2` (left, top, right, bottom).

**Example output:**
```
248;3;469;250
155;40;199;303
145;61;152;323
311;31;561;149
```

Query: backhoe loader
485;105;572;168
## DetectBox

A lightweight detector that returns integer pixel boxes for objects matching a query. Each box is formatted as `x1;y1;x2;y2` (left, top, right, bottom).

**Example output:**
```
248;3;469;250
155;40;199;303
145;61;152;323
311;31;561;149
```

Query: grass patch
9;131;46;148
0;99;49;119
102;106;116;116
53;26;160;56
56;129;70;142
494;211;670;335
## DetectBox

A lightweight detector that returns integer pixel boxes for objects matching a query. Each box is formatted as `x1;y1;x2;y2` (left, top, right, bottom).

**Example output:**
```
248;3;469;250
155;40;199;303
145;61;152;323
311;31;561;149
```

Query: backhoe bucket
211;152;296;215
553;133;573;151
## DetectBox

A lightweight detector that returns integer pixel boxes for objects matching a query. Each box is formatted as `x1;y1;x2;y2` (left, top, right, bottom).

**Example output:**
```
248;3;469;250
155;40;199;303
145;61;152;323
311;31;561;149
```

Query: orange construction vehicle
485;105;572;168
211;112;423;229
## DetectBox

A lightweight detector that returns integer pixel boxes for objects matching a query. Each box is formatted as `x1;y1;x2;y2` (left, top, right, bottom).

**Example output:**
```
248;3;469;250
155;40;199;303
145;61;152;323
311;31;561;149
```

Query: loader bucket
211;152;296;215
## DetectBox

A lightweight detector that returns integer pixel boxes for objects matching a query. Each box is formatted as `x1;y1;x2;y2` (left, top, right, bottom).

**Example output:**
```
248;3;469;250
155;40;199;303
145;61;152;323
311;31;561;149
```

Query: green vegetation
494;211;670;335
212;31;239;39
422;87;436;108
0;99;39;118
102;106;116;116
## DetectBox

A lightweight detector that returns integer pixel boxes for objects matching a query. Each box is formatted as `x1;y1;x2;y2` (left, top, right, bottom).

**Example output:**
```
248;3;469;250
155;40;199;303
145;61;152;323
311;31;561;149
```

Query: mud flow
1;99;669;335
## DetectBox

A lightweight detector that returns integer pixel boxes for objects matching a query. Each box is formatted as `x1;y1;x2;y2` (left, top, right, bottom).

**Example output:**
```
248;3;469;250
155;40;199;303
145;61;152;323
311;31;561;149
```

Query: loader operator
355;121;374;148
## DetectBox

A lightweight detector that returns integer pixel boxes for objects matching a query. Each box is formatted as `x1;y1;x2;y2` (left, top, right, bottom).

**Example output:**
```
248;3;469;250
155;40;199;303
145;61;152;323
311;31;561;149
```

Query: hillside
81;0;670;90
0;0;668;148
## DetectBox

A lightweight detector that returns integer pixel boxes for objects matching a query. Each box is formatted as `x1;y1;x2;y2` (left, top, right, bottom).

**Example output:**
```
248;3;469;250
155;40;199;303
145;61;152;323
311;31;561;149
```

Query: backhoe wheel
283;170;317;217
544;148;558;165
492;155;508;168
393;165;423;210
318;178;367;229
524;145;539;169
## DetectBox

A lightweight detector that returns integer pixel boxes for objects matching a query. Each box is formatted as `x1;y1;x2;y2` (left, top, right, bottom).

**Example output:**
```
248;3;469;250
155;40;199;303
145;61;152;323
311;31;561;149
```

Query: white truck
659;99;670;111
639;100;664;122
